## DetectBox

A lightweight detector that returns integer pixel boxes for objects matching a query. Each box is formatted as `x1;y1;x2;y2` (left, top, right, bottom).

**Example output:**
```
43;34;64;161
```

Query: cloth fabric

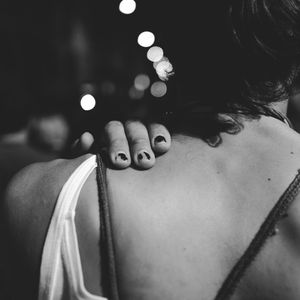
38;155;106;300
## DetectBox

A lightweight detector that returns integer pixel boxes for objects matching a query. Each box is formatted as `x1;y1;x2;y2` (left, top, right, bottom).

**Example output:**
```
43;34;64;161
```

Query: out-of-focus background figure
0;111;70;199
27;112;71;156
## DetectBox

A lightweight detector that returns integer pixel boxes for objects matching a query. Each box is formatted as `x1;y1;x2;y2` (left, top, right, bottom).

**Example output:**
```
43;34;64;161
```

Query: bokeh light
80;83;95;94
129;86;144;100
100;80;116;96
153;56;169;69
134;74;150;91
155;59;173;81
119;0;136;14
147;46;164;62
137;31;155;47
80;94;96;111
150;81;167;98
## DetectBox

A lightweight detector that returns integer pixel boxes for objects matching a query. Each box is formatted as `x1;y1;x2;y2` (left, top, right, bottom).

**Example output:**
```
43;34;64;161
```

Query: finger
71;132;94;156
124;120;155;169
104;121;131;169
148;123;171;154
79;132;95;151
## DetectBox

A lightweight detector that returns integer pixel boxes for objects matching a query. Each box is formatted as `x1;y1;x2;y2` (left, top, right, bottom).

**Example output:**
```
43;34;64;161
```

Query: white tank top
38;155;107;300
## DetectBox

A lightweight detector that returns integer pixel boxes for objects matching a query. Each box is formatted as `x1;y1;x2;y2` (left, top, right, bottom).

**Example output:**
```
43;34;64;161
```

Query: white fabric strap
38;155;107;300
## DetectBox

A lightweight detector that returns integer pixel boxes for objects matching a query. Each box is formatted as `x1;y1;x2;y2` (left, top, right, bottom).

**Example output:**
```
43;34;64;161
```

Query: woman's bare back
4;116;300;299
104;116;300;299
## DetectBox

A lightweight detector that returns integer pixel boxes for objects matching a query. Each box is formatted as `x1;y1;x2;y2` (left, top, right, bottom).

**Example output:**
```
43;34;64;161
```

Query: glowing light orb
155;59;174;81
134;74;150;91
80;83;95;94
150;81;167;98
153;56;169;69
137;31;155;47
129;86;144;100
119;0;136;15
80;94;96;111
147;46;164;62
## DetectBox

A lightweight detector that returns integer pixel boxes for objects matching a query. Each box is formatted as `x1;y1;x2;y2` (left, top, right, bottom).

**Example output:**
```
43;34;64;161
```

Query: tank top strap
96;153;120;300
215;169;300;300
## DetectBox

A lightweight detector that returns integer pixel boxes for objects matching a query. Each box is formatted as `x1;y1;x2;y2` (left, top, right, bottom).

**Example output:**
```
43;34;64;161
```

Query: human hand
71;121;171;169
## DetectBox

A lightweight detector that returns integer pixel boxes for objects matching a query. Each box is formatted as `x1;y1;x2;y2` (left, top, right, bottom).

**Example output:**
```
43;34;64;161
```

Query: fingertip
148;123;171;155
152;134;171;154
109;151;131;169
133;149;155;170
80;132;94;150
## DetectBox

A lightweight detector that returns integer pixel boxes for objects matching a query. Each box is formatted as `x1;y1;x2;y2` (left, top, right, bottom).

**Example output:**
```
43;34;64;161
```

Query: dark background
0;0;171;140
1;0;300;143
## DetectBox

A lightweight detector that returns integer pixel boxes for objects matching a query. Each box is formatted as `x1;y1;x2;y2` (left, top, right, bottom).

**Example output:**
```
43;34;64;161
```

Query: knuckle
109;138;128;149
130;137;149;148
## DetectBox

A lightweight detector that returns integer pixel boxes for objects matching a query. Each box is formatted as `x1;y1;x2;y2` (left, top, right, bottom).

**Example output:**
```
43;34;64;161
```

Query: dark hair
146;0;300;141
226;0;300;104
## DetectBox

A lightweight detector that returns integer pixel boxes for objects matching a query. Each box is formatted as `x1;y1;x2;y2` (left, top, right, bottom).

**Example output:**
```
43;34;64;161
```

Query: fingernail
154;135;167;144
137;150;151;161
115;152;128;162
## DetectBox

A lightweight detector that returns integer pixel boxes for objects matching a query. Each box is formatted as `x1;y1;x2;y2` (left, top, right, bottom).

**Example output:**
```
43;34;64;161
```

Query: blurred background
0;0;300;160
0;0;175;157
0;0;179;208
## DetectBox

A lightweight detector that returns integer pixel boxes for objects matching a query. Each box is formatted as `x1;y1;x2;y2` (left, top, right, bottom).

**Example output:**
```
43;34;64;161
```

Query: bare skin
4;113;300;299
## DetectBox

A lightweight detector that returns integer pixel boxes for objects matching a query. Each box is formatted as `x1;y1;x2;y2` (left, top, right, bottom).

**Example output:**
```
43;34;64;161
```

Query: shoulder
2;154;92;297
3;154;92;260
4;154;91;214
106;137;206;206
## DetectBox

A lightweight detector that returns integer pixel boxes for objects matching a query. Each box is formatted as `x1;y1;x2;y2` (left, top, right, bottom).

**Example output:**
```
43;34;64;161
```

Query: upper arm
4;162;52;248
2;155;91;297
3;156;88;250
3;160;65;298
4;163;39;243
